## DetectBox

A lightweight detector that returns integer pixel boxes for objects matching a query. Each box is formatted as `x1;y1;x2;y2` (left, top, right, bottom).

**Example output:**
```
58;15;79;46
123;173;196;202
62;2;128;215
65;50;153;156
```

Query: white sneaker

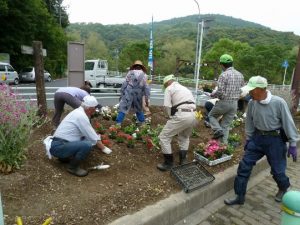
102;147;112;154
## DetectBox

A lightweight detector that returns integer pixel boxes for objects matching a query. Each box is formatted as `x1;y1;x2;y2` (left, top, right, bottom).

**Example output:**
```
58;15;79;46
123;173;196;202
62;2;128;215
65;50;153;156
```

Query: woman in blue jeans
115;60;150;126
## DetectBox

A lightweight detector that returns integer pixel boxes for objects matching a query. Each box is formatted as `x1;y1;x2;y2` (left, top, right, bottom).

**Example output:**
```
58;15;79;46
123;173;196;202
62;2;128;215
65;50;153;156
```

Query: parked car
0;62;19;85
19;67;52;82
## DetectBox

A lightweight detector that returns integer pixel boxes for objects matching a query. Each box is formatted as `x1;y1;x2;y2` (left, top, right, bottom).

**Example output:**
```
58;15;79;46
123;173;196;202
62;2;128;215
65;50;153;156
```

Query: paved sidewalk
181;157;300;225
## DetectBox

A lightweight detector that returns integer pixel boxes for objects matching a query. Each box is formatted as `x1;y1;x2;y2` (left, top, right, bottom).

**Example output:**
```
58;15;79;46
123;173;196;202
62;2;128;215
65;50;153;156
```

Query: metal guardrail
10;86;210;108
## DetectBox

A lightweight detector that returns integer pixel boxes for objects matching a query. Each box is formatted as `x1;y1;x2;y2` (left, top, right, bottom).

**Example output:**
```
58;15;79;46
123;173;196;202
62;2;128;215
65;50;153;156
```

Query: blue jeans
50;138;93;161
234;134;289;196
115;111;145;123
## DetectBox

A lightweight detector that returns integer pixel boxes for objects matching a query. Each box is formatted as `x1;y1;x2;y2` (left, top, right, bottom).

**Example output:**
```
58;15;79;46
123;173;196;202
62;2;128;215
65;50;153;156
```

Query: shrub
0;84;39;173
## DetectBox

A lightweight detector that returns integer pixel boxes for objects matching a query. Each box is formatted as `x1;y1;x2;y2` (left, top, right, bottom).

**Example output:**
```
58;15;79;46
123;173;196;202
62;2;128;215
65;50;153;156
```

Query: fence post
0;194;4;225
33;41;47;117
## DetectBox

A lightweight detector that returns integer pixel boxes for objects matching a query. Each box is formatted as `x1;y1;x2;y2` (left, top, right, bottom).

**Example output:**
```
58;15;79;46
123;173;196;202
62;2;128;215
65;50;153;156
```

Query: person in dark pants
224;76;299;205
52;85;91;127
115;60;150;126
50;96;112;177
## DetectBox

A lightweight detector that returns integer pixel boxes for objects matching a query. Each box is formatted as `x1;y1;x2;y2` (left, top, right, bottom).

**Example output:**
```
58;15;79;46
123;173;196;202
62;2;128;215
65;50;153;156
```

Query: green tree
0;0;68;77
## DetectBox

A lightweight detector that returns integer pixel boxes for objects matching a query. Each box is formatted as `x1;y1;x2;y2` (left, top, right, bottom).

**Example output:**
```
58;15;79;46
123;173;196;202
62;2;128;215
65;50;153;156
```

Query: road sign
21;45;47;56
282;60;289;68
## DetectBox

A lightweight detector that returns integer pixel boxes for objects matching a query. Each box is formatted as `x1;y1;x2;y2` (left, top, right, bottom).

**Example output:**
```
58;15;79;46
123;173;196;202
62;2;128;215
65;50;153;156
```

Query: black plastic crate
170;161;215;193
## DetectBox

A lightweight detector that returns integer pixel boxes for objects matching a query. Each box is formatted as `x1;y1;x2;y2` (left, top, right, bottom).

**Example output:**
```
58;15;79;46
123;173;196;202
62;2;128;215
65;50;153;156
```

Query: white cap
82;96;98;108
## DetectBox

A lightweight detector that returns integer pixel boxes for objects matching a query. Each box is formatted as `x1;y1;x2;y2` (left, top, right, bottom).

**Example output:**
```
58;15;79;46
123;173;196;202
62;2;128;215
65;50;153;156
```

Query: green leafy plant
0;84;39;173
230;117;244;128
123;124;137;134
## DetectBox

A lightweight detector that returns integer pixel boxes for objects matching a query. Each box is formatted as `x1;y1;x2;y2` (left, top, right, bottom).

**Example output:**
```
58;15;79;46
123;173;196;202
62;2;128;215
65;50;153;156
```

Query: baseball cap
220;54;233;64
82;96;99;108
163;74;175;85
241;76;268;93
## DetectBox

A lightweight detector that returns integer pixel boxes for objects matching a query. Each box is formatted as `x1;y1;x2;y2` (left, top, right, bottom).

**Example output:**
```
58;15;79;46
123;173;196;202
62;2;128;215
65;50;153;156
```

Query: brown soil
0;106;245;225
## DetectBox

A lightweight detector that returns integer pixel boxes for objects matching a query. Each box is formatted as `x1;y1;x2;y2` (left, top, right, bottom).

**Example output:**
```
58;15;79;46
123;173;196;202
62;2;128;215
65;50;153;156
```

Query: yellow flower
195;111;203;121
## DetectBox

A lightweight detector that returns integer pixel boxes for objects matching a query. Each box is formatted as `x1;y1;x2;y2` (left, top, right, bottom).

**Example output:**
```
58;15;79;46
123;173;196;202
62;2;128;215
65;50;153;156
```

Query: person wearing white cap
50;95;112;177
224;75;299;205
157;74;197;171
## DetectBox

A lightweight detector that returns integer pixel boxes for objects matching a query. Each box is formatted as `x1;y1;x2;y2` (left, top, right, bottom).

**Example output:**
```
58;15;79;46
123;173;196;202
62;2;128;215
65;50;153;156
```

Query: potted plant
194;139;234;166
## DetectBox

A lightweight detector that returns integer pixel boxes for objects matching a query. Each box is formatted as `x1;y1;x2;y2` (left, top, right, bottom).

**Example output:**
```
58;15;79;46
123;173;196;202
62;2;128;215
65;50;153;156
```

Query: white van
0;62;19;85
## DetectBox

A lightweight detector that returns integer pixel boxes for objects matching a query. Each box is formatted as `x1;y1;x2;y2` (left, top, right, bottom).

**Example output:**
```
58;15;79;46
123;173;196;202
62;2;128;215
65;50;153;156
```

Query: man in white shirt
50;96;112;177
157;74;197;171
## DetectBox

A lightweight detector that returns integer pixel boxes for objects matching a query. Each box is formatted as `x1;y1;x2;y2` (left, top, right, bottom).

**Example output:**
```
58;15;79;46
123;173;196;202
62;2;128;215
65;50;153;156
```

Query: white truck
84;59;125;88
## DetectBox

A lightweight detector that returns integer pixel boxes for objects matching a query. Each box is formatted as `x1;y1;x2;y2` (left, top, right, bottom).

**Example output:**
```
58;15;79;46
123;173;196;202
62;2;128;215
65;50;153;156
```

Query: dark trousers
52;92;82;127
50;138;93;161
234;134;290;196
204;101;214;122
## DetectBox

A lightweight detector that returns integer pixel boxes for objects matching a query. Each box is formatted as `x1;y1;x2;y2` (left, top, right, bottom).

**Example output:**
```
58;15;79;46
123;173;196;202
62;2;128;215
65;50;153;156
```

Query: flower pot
194;151;232;166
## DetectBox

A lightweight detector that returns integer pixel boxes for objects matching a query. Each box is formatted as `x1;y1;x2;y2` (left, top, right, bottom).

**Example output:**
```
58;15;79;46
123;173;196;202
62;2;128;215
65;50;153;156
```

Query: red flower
102;139;111;147
101;134;109;140
146;138;154;150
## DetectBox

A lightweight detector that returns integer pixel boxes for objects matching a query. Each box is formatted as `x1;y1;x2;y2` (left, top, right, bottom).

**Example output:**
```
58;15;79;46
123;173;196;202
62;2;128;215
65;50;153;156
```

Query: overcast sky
63;0;300;36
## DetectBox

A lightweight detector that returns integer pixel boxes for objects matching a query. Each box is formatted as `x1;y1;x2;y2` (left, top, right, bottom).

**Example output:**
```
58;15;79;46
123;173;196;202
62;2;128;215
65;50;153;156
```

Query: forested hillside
67;14;299;83
0;1;299;84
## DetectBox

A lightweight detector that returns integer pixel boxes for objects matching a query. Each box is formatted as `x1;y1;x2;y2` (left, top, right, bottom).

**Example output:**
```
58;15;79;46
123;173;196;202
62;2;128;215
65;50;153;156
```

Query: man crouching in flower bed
48;96;112;177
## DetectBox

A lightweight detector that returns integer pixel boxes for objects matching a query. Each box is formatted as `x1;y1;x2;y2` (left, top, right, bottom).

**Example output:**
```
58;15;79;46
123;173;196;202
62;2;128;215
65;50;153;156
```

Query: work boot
213;130;224;139
67;159;88;177
275;189;287;202
58;157;71;164
179;150;188;165
224;195;245;205
157;154;174;171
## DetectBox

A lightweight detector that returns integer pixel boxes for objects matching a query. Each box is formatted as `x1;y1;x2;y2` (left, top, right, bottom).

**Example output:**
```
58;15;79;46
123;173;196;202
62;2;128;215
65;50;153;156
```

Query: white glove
102;146;112;154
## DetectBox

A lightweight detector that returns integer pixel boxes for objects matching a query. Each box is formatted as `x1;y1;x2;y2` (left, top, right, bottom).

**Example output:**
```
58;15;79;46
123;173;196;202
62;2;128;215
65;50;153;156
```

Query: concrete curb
109;158;269;225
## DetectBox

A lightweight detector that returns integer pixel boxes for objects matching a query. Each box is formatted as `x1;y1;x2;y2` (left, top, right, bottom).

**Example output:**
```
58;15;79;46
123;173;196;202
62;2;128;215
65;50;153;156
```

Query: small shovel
88;162;110;171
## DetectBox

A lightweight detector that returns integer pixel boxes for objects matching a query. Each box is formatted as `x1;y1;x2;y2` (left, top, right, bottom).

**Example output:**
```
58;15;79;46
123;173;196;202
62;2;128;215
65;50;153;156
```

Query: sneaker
213;130;224;139
275;189;287;202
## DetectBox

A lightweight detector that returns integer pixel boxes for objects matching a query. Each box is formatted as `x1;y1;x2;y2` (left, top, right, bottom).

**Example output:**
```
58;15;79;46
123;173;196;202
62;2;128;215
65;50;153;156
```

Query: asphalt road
14;78;166;108
14;78;208;109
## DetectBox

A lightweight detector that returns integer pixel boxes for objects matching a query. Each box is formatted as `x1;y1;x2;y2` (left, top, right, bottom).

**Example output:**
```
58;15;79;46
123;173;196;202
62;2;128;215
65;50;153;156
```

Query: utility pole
193;0;201;81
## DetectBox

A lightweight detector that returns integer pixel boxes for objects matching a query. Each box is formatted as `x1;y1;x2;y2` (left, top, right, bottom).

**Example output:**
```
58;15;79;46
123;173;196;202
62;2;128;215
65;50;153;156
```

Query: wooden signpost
21;41;47;116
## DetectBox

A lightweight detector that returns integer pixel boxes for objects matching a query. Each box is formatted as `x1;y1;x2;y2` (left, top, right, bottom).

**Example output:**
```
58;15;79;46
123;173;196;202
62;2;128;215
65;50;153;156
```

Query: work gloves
287;146;297;162
102;146;112;154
